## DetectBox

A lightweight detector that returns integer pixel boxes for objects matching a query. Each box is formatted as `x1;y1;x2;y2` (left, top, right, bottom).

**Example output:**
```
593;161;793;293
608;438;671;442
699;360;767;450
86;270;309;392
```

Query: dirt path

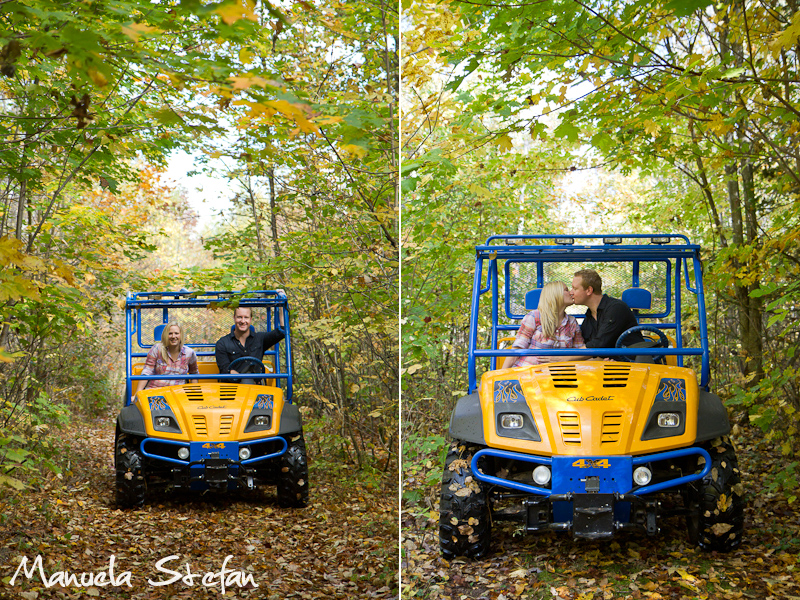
402;427;800;599
0;412;398;599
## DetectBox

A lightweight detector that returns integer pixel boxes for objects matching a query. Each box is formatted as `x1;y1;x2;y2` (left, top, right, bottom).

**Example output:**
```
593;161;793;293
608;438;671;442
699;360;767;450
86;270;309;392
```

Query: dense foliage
402;0;800;504
0;0;398;493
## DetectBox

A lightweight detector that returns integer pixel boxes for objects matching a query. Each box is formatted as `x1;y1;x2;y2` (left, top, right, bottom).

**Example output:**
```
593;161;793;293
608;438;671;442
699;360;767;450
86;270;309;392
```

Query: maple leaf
214;0;258;25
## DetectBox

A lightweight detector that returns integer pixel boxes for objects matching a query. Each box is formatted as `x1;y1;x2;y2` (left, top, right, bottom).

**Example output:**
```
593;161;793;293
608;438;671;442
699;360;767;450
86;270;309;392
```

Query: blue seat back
525;288;542;310
621;287;651;310
154;324;166;342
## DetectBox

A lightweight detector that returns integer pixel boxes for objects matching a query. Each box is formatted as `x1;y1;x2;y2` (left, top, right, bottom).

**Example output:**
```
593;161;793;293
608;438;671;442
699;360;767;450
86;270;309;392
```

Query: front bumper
472;447;711;539
139;436;288;491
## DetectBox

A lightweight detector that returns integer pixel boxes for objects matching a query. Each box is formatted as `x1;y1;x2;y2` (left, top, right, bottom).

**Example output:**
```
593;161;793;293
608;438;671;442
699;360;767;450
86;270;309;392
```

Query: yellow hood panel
482;361;698;456
135;383;284;441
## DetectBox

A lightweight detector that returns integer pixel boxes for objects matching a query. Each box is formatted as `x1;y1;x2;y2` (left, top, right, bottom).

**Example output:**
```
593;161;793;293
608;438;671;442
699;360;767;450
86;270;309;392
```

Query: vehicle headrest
525;288;542;310
154;324;166;342
622;288;652;310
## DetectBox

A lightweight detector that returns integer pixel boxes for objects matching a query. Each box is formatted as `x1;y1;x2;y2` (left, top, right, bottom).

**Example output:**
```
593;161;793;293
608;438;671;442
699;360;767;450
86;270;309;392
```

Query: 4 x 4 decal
572;459;610;469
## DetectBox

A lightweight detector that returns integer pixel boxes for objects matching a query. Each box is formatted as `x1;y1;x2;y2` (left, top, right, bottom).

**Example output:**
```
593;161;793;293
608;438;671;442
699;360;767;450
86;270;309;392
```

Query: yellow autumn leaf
340;143;367;158
468;183;490;197
0;346;23;364
315;115;345;126
770;11;800;55
495;133;514;151
121;22;159;42
87;68;108;87
228;76;279;90
643;120;660;135
214;0;258;25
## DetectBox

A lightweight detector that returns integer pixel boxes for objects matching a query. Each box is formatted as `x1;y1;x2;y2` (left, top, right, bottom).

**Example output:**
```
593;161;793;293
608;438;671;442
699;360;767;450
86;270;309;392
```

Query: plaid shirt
510;310;585;367
141;344;199;389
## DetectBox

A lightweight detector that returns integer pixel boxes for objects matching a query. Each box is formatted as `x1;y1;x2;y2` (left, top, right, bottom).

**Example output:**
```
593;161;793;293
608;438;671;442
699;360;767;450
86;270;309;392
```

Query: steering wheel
615;325;670;363
228;356;267;384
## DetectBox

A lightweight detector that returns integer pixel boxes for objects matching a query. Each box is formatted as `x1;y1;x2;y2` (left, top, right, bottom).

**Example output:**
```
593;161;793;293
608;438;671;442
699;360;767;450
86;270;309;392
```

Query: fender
695;390;731;442
117;404;147;437
449;392;485;445
278;403;304;434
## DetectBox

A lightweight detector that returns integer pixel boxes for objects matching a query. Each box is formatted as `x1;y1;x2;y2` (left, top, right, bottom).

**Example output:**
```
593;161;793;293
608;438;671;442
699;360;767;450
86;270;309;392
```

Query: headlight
155;416;170;428
533;465;551;485
177;447;189;460
500;414;523;429
239;447;251;460
254;415;270;426
633;466;652;486
657;413;681;428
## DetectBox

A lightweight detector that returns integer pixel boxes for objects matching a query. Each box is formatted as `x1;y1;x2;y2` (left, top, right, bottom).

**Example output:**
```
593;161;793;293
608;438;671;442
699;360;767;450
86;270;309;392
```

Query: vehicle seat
525;288;541;310
621;288;651;322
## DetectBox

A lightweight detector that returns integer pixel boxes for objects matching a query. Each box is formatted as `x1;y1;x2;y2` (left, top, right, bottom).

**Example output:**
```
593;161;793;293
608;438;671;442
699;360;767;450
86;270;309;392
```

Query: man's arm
260;329;286;352
215;338;233;374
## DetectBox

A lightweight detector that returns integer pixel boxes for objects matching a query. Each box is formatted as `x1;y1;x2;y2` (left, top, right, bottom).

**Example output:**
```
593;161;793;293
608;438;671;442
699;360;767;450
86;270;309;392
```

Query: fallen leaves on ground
0;412;398;599
402;425;799;599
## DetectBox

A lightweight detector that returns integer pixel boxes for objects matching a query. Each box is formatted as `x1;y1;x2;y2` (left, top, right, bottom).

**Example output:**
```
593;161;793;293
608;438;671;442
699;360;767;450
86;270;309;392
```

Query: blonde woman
502;282;586;369
133;322;199;397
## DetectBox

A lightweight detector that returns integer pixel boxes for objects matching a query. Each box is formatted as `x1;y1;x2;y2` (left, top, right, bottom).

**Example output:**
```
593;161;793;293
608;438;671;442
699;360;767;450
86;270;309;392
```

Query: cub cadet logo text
572;459;610;469
565;395;615;402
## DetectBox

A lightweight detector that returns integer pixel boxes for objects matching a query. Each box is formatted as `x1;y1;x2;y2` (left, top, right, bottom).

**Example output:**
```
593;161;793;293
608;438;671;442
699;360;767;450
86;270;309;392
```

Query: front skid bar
471;447;712;496
139;436;288;466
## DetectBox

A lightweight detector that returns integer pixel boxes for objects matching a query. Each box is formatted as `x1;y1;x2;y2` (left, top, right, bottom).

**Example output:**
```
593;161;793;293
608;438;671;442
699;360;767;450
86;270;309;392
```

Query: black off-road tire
690;436;745;552
439;441;491;559
115;432;146;508
277;432;309;508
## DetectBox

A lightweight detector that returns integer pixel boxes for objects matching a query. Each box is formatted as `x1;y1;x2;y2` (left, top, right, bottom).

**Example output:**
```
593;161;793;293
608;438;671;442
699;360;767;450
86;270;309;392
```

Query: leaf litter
402;425;800;599
0;412;398;599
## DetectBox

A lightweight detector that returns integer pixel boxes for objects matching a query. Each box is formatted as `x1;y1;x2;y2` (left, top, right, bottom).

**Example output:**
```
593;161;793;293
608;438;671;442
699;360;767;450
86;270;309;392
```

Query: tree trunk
268;167;281;258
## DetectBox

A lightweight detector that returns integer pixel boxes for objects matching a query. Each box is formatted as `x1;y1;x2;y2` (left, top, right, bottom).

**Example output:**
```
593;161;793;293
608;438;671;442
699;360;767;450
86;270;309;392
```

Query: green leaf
554;120;580;143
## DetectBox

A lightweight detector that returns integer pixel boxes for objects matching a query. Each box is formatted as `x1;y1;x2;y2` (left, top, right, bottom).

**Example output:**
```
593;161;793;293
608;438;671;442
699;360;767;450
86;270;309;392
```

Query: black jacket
580;294;643;348
215;329;285;374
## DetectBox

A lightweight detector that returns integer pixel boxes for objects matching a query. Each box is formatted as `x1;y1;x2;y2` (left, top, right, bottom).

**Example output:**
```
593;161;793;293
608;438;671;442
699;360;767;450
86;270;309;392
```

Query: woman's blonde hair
537;282;568;339
159;321;184;362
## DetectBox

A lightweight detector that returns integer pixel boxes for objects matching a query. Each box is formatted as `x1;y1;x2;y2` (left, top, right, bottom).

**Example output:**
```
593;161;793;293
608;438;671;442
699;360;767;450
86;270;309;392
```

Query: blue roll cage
124;290;293;406
468;234;711;394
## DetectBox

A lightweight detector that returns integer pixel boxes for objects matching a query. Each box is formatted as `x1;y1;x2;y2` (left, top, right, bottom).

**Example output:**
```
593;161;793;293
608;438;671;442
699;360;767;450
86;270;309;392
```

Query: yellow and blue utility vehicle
439;235;743;558
115;290;308;508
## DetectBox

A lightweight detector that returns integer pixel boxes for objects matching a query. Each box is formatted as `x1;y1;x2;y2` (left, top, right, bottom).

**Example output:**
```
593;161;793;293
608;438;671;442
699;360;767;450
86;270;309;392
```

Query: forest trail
0;412;398;599
402;426;800;599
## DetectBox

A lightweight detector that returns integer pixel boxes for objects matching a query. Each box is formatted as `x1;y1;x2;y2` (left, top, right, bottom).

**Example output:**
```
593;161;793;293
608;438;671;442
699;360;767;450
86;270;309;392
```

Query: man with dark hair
215;297;286;376
571;269;643;349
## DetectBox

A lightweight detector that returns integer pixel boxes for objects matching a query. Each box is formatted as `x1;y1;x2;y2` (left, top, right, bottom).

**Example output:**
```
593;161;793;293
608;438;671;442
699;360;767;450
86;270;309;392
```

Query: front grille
219;415;234;436
603;365;631;388
193;415;208;436
550;365;578;388
558;412;581;445
219;386;238;402
183;385;205;401
601;412;624;443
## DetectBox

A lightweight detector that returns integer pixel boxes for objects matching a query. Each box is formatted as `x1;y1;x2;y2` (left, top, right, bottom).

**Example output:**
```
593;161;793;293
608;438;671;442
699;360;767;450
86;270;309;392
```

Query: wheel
115;432;146;508
277;432;309;508
228;356;267;384
690;436;744;551
616;324;670;362
439;441;491;559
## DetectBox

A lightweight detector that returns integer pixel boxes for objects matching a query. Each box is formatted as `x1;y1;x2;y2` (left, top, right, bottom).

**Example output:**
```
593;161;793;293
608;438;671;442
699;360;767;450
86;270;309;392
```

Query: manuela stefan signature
9;554;258;593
